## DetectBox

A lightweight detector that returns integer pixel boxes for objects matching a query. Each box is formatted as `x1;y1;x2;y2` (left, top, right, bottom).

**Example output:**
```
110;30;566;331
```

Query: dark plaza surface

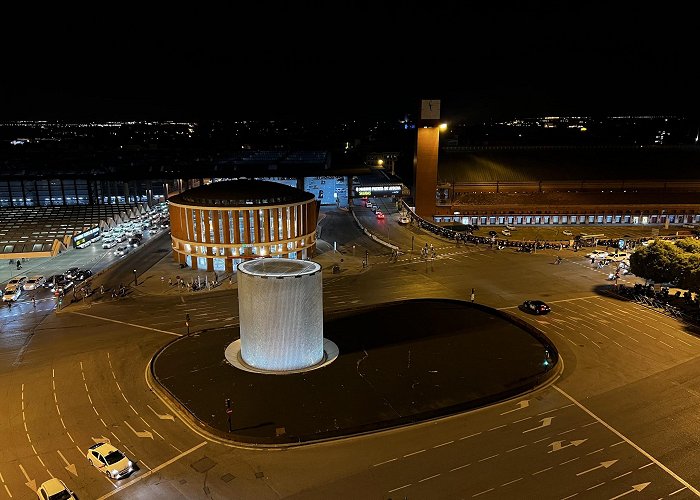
151;299;559;446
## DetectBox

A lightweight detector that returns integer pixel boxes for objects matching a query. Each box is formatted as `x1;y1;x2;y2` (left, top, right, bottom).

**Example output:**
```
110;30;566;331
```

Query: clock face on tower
421;99;441;120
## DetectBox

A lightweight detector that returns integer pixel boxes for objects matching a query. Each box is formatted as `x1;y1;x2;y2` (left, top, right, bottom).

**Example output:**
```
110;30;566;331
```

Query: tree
629;239;700;295
629;240;682;284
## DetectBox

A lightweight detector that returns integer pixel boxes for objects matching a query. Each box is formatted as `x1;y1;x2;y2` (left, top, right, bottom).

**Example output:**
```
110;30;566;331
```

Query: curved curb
147;300;563;449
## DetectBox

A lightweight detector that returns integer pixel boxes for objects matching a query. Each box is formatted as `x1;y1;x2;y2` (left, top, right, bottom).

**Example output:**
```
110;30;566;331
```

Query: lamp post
133;269;137;286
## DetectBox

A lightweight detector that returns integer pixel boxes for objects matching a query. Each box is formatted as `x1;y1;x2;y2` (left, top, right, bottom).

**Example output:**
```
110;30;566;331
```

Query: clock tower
414;99;441;218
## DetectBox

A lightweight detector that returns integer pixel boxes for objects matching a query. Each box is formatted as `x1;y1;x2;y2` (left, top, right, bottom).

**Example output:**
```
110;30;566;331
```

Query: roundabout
150;298;561;446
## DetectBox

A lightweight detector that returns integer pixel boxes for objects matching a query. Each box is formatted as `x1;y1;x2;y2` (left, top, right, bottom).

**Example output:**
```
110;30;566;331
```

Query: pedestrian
100;284;104;295
32;296;36;308
214;272;218;283
471;288;475;303
8;300;12;309
161;275;165;284
168;277;172;286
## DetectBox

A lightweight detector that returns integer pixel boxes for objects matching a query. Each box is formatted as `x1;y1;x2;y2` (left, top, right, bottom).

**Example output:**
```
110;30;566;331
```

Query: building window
516;216;523;224
624;215;631;223
606;215;613;223
615;215;621;223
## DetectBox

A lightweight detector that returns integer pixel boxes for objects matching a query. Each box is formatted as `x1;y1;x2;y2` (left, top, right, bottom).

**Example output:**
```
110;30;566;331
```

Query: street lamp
133;269;137;286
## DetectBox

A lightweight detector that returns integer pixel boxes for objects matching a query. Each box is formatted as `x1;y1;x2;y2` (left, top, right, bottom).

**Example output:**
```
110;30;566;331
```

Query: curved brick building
168;179;319;272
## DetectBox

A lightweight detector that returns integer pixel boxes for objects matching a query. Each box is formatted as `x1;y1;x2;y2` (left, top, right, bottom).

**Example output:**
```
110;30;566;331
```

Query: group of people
420;243;437;260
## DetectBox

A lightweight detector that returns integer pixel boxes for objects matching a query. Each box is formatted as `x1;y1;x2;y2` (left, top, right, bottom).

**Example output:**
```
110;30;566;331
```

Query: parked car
505;224;516;231
607;252;631;262
64;267;80;280
86;442;134;480
3;284;22;302
501;229;511;236
562;229;573;236
128;237;141;247
585;250;609;260
23;275;45;290
115;245;130;256
75;269;93;281
102;238;117;249
7;276;27;288
522;299;551;315
51;280;74;294
36;477;76;500
43;275;64;288
488;230;497;237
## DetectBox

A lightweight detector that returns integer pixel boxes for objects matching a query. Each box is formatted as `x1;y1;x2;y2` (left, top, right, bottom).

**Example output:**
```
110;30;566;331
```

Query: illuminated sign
355;185;402;195
73;226;100;248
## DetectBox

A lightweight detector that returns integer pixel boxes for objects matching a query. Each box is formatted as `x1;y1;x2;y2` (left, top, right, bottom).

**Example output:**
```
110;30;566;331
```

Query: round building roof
168;179;315;207
238;258;321;277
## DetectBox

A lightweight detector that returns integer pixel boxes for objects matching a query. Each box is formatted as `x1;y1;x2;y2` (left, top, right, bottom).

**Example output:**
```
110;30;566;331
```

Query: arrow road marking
576;460;617;476
500;400;529;415
523;417;553;433
147;404;175;421
57;450;78;477
124;421;153;439
18;464;36;492
92;436;111;445
548;439;587;453
609;482;651;499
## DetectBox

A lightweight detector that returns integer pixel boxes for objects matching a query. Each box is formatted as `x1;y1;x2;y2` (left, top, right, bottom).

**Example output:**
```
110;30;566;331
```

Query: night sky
2;3;697;123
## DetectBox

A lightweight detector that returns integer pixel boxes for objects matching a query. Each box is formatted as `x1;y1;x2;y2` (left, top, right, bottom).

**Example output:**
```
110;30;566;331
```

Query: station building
411;101;700;229
167;179;320;272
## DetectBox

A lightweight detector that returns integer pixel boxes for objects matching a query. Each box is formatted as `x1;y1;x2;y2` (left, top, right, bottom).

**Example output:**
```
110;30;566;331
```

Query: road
1;205;699;499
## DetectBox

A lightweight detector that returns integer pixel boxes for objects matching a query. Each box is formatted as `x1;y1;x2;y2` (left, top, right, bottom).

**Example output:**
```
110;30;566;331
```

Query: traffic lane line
69;312;182;337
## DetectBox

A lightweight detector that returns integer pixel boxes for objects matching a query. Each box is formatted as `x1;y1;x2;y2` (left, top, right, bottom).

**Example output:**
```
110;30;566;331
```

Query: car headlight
111;469;119;477
128;461;133;468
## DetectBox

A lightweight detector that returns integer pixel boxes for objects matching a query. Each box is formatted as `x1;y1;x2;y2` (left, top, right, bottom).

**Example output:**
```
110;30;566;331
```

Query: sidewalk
118;243;367;299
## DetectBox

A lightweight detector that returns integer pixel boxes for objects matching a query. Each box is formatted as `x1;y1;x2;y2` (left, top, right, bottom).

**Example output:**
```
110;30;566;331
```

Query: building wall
168;199;318;272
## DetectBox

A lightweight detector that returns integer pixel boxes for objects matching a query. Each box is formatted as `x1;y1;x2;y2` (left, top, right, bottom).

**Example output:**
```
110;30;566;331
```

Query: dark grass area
152;299;559;445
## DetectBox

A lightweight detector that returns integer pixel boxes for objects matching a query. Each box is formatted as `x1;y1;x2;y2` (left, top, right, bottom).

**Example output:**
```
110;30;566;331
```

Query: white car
505;224;516;231
87;442;134;480
36;477;76;500
3;284;21;302
608;252;631;262
23;275;45;290
501;229;511;236
102;238;117;249
398;215;411;224
585;250;609;260
562;230;573;236
7;276;27;288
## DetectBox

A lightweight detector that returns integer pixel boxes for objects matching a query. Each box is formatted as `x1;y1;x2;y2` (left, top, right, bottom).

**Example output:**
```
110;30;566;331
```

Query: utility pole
225;398;233;432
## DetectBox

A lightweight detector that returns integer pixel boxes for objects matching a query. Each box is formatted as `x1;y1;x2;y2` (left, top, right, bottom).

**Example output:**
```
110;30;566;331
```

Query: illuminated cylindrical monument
237;258;323;371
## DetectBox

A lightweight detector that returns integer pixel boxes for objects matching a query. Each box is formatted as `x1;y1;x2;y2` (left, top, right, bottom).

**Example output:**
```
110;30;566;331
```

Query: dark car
64;267;80;280
522;300;551;315
75;269;93;281
43;274;65;288
488;230;497;237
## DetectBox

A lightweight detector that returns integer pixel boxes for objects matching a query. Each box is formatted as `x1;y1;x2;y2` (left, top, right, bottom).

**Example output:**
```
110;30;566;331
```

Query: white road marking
432;441;453;449
70;312;183;337
388;484;411;493
449;463;471;472
554;385;699;496
403;449;426;457
96;441;207;499
372;458;397;467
